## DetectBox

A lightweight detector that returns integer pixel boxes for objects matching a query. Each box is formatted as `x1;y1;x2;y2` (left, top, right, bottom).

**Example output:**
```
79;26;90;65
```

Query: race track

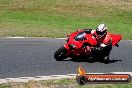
0;38;132;78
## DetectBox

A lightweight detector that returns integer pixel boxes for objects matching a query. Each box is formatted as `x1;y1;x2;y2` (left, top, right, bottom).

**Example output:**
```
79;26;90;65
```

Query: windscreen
74;32;86;41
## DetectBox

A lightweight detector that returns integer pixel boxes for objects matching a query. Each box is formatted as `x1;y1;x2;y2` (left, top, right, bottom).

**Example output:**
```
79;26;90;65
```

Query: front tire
54;46;67;61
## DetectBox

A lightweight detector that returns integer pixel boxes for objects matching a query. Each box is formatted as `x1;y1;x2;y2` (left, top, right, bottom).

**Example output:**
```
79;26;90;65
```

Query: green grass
40;78;76;87
0;84;10;88
0;0;132;39
0;78;132;88
75;83;132;88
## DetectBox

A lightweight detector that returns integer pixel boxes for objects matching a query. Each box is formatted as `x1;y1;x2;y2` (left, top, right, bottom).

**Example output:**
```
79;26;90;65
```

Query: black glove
91;47;103;51
84;29;92;34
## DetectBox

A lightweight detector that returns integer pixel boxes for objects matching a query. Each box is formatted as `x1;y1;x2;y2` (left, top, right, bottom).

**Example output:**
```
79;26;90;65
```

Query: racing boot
103;56;110;64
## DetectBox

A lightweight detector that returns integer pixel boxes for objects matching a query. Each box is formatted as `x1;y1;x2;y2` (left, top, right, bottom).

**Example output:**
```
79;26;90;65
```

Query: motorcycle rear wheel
54;46;67;61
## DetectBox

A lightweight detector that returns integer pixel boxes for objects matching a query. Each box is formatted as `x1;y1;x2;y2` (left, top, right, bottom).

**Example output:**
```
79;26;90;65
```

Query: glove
84;29;92;34
91;47;103;51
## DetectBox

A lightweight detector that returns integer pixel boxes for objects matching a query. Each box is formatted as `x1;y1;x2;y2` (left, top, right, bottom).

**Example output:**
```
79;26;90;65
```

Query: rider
90;24;112;61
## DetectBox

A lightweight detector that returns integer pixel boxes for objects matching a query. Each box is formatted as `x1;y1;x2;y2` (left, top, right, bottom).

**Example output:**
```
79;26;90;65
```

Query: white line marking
128;40;132;41
5;37;28;39
0;72;132;84
55;38;66;39
1;37;132;41
3;37;67;39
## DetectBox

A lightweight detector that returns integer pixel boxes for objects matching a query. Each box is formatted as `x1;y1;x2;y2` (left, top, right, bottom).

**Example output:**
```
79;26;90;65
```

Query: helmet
96;24;107;38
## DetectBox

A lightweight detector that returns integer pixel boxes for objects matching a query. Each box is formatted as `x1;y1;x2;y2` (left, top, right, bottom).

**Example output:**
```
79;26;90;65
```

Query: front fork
64;44;91;57
64;44;71;57
64;44;78;57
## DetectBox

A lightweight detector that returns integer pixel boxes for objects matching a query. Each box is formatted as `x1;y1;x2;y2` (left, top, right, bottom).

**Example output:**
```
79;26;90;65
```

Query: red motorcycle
54;29;122;62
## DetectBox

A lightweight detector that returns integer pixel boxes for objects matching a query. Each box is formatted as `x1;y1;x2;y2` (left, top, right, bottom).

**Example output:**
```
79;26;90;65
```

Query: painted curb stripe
0;72;132;84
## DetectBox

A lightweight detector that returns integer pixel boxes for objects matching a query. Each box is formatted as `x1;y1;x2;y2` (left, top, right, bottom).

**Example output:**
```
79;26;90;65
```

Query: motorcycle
54;29;122;62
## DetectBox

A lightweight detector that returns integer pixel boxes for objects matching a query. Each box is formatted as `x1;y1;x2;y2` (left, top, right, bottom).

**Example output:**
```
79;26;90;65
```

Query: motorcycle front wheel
54;46;67;61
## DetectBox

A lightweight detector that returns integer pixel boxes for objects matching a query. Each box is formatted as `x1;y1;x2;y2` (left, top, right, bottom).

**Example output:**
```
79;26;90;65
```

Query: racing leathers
90;30;112;60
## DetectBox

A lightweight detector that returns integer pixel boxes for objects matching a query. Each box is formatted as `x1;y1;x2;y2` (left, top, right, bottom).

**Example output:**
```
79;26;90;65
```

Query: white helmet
96;24;107;38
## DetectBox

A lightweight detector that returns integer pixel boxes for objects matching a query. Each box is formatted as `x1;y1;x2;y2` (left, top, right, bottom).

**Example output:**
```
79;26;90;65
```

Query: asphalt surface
0;38;132;78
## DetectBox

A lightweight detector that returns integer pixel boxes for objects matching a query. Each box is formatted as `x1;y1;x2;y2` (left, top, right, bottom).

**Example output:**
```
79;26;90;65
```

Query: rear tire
54;46;67;61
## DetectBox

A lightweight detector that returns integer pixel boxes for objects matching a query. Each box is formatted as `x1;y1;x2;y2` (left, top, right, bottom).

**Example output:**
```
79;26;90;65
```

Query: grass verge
0;0;132;39
0;78;132;88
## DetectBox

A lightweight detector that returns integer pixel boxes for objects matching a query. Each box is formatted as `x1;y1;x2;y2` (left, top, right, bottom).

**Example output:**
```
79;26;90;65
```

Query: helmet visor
96;30;106;37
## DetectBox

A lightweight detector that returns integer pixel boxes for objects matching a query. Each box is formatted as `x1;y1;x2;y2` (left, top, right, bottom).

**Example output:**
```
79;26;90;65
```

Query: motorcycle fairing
110;34;122;46
64;30;98;56
54;29;122;61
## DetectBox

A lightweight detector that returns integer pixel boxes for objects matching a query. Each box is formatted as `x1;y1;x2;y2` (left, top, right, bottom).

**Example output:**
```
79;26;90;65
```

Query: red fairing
64;30;98;56
110;34;122;46
62;29;122;58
